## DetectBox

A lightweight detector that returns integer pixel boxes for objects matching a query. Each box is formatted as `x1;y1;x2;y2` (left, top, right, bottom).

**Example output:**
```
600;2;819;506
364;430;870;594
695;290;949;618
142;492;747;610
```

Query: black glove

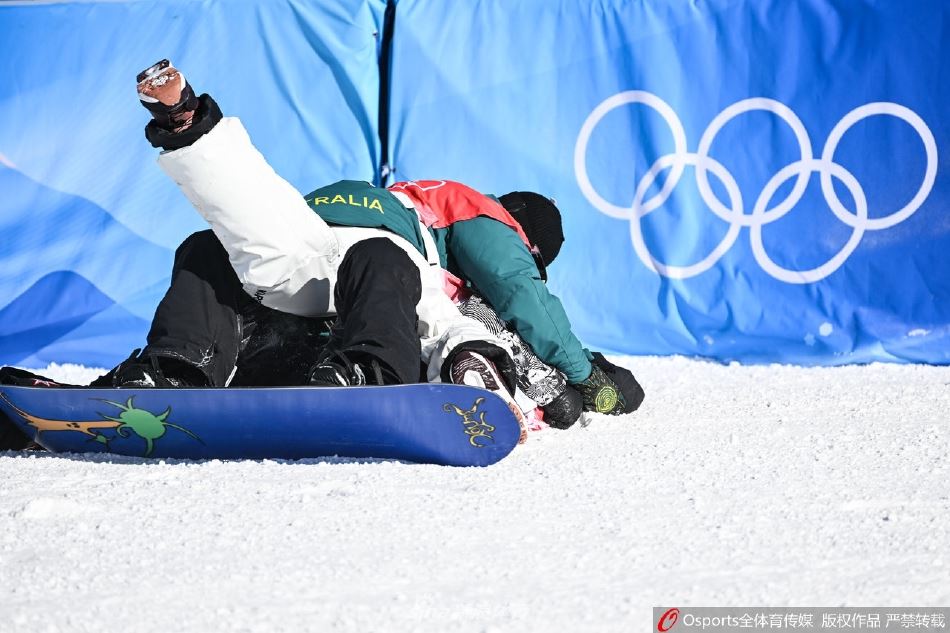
591;352;645;413
145;93;223;150
542;385;584;429
573;364;626;415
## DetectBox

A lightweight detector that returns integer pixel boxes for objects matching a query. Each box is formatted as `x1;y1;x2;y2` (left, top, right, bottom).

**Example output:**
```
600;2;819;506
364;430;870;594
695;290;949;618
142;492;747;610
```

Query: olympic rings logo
574;92;938;283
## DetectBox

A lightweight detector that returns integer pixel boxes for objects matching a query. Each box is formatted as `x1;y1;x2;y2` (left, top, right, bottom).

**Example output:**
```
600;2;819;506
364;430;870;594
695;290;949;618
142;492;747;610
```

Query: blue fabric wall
1;0;947;368
0;0;384;367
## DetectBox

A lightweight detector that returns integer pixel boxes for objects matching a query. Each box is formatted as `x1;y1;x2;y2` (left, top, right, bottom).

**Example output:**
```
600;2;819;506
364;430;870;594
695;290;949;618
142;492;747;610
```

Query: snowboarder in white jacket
94;60;518;402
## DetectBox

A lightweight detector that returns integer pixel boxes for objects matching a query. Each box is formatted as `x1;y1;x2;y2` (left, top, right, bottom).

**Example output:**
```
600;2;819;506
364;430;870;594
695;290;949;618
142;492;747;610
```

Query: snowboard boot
308;351;396;387
449;350;528;443
91;350;207;389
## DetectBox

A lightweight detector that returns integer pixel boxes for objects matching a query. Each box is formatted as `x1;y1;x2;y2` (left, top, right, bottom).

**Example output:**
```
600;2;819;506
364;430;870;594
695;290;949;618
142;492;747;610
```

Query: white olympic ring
574;91;938;283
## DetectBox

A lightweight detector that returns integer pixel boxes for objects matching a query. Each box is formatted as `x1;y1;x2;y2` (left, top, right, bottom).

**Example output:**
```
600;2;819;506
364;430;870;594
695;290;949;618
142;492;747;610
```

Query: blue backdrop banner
0;0;385;368
0;0;947;368
390;0;949;365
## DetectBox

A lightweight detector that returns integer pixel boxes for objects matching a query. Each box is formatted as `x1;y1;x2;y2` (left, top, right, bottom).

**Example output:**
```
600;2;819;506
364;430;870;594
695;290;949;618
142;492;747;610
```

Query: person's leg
145;229;252;385
309;238;422;386
93;230;249;387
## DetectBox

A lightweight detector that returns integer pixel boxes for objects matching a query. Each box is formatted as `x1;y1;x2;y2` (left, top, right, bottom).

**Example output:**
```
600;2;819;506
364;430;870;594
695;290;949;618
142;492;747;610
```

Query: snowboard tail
0;382;521;466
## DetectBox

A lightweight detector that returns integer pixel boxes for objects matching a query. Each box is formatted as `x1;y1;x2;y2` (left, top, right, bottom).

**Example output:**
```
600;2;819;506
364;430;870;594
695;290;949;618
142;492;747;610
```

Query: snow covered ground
1;356;948;632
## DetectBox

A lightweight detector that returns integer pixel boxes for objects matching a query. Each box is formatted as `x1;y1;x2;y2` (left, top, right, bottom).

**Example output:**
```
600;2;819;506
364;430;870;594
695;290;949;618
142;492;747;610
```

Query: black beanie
499;191;565;267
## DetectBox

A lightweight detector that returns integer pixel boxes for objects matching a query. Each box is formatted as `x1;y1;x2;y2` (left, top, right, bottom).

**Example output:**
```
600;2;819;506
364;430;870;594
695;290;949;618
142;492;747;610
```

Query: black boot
91;350;208;388
308;350;397;387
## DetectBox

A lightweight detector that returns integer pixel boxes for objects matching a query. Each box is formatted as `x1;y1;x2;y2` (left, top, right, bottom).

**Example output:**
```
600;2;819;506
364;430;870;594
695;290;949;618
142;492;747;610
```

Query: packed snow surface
1;356;948;632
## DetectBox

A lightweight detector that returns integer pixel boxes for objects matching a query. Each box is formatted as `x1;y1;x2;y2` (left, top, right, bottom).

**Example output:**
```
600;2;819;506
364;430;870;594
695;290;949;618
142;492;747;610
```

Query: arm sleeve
157;117;340;317
446;216;593;384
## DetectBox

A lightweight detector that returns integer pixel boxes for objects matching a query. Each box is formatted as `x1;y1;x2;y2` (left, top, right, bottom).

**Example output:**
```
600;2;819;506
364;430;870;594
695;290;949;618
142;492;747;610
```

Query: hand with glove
541;385;584;429
573;354;645;415
573;364;626;414
137;59;223;150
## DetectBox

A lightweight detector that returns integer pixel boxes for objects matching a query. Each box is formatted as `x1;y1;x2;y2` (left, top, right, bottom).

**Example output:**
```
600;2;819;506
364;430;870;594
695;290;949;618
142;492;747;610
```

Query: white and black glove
541;385;584;429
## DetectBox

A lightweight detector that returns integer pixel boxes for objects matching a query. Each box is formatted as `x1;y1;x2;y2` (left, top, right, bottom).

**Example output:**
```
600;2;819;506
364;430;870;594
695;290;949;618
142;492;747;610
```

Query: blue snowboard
0;384;521;466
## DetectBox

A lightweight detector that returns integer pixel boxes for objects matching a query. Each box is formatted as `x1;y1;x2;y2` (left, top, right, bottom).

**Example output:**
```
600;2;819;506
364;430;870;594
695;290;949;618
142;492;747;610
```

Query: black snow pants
138;230;423;387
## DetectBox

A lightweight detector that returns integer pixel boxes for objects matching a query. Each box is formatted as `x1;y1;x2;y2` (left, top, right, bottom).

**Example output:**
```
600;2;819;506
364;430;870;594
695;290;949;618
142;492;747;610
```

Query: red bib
388;180;532;248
